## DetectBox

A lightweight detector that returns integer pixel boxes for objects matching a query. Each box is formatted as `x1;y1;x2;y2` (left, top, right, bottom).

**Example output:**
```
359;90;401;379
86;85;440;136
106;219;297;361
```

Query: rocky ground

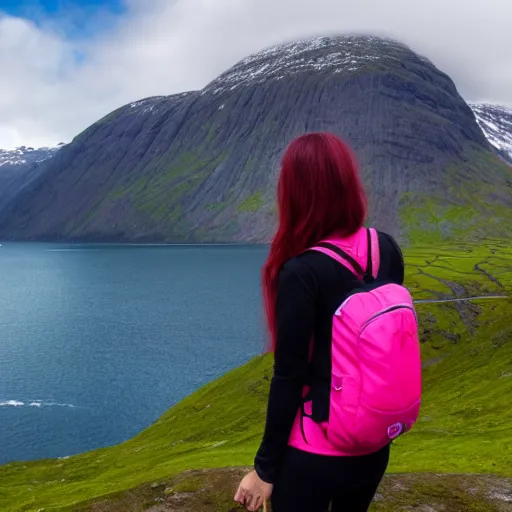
84;468;512;512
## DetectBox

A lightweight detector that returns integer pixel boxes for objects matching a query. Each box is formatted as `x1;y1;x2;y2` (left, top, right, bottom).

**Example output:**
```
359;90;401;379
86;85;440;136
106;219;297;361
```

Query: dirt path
415;295;508;304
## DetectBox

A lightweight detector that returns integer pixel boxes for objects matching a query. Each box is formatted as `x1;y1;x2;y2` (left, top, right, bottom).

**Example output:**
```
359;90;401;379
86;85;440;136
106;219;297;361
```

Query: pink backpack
310;228;422;454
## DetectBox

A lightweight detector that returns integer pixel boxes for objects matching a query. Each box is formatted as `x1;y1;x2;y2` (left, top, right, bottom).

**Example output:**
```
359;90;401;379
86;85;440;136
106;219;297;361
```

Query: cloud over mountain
1;0;511;149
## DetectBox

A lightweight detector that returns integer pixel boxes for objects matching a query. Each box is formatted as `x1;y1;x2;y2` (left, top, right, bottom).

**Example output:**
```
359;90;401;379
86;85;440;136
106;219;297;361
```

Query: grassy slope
399;151;512;246
1;241;512;511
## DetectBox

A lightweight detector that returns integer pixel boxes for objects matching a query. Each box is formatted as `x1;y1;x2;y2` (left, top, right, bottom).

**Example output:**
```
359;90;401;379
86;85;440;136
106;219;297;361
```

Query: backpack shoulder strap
367;227;380;281
309;228;380;280
313;241;365;277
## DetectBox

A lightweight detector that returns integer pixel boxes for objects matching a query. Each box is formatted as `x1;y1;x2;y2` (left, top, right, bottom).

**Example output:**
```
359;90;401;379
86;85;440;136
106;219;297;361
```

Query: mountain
0;35;511;243
0;144;65;212
469;103;512;163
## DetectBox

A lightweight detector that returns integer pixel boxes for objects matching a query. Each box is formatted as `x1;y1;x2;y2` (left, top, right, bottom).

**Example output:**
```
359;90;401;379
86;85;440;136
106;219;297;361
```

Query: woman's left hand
234;469;273;511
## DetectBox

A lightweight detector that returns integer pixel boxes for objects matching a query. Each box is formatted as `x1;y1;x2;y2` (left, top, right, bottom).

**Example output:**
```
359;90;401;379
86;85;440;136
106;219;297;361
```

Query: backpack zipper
360;304;417;332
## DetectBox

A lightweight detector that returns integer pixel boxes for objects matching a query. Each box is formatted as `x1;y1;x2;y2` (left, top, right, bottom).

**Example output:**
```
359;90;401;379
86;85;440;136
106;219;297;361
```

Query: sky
0;0;511;149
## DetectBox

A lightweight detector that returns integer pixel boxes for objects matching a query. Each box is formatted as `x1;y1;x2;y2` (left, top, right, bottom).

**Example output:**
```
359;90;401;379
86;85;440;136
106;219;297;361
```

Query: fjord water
0;243;267;465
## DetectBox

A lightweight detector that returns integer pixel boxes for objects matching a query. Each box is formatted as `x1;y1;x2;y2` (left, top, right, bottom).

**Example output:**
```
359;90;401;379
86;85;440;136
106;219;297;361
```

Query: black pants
271;445;390;512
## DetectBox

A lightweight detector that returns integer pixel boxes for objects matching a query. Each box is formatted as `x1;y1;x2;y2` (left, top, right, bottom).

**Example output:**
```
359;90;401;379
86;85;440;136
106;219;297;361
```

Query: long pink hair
263;132;367;351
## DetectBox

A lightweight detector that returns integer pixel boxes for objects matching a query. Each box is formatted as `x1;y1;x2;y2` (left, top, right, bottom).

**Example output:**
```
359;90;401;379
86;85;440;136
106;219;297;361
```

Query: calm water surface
0;243;267;465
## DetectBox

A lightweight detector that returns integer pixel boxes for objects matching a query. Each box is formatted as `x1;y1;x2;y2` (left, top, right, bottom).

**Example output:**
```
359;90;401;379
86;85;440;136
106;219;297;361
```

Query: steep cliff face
0;144;64;211
470;103;512;163
0;36;510;243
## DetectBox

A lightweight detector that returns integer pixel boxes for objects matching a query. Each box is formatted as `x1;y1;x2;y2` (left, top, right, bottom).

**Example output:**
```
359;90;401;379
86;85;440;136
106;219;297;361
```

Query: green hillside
1;241;511;511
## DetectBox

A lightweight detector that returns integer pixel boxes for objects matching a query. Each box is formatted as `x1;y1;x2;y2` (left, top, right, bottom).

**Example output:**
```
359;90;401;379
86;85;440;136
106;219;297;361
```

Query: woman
234;132;406;512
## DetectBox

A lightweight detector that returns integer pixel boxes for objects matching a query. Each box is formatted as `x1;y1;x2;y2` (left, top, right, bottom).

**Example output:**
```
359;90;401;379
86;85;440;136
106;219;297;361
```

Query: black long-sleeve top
254;231;404;483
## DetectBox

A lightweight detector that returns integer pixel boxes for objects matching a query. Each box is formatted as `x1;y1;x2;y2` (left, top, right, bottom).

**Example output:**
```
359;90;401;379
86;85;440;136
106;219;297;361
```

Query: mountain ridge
202;35;434;94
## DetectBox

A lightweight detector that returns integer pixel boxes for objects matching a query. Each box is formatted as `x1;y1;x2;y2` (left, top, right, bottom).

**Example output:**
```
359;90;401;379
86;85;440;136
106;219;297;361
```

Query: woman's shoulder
376;230;403;258
277;250;338;298
375;230;405;283
283;249;334;274
376;229;399;243
280;250;343;289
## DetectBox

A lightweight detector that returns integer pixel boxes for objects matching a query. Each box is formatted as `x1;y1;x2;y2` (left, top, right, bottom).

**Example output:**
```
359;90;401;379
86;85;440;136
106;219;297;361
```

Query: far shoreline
0;240;269;247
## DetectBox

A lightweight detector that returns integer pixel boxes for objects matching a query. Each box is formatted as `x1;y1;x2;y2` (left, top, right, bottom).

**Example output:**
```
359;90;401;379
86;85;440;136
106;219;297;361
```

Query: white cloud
0;0;511;149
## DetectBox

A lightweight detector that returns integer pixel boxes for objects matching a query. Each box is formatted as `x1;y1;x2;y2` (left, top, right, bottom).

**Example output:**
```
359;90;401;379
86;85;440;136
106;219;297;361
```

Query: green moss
400;148;512;246
237;192;264;213
108;186;129;201
132;177;149;194
207;201;227;211
153;202;170;221
92;150;229;232
207;190;237;213
169;476;204;494
75;204;102;229
158;153;203;184
1;242;512;511
245;156;256;172
206;125;217;143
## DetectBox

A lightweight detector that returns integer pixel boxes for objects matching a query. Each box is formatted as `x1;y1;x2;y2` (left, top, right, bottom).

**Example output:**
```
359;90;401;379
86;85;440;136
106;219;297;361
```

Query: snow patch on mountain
204;35;432;95
0;143;65;170
470;103;512;162
129;96;168;115
128;93;194;115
